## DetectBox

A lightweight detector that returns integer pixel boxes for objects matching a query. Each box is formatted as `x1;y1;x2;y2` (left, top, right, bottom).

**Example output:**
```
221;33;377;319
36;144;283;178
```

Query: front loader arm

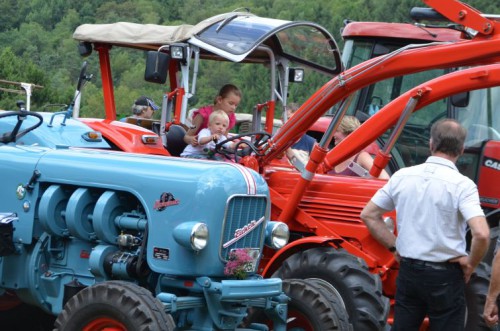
325;64;500;170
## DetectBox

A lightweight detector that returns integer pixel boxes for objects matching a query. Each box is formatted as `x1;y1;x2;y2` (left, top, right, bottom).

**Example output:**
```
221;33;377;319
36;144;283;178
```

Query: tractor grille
220;195;267;260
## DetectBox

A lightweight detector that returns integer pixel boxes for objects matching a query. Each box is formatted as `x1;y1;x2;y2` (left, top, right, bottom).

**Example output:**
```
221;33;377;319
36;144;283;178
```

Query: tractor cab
307;6;500;212
72;11;342;159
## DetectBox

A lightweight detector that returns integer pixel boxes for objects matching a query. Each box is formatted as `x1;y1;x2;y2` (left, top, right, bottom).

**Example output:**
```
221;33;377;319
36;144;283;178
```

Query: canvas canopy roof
73;12;254;46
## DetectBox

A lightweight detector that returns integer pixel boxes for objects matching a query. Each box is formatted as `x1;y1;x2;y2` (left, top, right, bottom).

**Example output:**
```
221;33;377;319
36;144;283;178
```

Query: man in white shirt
361;119;489;331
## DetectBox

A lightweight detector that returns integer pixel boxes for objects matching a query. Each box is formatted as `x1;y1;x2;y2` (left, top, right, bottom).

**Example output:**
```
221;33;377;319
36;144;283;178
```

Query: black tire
274;247;389;331
245;278;349;330
54;281;175;331
308;278;353;331
465;262;491;331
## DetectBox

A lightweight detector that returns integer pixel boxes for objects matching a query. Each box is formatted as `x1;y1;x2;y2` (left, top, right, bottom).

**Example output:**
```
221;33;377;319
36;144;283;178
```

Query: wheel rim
82;317;127;331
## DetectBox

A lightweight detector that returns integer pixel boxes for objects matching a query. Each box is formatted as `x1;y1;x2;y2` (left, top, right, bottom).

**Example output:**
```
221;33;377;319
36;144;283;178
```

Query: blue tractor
0;94;349;330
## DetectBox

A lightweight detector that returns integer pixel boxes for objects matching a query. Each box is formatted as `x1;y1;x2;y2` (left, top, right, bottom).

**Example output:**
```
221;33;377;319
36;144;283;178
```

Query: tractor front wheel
244;278;351;331
54;281;175;331
274;247;389;331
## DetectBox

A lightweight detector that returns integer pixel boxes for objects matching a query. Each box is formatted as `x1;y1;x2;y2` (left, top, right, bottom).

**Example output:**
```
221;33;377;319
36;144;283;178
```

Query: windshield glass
196;16;339;72
456;87;500;147
277;25;338;71
197;16;286;55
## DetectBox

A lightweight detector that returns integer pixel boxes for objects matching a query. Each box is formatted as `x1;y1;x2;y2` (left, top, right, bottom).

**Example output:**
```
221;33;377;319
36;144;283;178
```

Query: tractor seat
166;124;187;156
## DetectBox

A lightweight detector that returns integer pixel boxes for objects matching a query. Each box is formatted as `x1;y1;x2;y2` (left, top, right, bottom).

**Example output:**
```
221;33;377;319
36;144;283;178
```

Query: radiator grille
220;195;267;261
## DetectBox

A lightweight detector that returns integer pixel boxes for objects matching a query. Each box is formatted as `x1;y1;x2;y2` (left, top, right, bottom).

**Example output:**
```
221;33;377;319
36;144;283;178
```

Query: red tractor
310;3;500;258
71;1;499;329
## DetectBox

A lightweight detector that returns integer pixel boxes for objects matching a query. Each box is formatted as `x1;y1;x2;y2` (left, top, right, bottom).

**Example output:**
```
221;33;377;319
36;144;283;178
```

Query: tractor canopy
73;12;342;75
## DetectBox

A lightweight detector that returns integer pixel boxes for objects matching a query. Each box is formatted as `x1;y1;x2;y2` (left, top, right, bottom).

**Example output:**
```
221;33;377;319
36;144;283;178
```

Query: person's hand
483;295;499;327
212;134;220;142
449;255;474;283
190;135;199;146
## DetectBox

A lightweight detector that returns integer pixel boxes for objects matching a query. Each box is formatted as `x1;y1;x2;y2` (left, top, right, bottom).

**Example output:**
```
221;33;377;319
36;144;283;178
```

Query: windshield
197;16;286;55
194;15;340;73
456;87;500;147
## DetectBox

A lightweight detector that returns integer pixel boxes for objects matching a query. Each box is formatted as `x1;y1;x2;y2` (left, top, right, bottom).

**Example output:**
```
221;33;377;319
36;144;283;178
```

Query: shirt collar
425;156;459;172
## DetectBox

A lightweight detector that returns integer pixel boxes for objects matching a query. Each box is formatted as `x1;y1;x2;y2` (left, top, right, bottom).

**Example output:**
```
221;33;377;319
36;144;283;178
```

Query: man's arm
360;201;396;251
451;215;489;283
484;248;500;327
467;216;490;269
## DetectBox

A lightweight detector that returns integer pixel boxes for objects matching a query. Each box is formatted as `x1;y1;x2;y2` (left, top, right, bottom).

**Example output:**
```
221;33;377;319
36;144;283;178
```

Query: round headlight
384;217;395;234
267;222;289;249
191;223;209;251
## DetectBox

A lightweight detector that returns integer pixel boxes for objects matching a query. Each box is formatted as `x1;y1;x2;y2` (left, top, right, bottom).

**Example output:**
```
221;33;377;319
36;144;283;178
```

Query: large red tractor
309;2;499;260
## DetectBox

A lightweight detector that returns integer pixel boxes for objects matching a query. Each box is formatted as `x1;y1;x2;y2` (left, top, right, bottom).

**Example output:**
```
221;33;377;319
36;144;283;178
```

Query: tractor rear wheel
274;247;389;331
244;278;351;331
54;281;174;331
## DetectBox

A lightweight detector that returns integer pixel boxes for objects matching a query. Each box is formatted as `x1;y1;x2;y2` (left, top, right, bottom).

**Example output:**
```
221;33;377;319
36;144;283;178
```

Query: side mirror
145;51;170;84
78;42;93;57
450;92;469;108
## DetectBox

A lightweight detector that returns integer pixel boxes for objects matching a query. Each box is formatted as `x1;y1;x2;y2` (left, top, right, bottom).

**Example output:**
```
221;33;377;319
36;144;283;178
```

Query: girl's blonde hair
339;115;361;135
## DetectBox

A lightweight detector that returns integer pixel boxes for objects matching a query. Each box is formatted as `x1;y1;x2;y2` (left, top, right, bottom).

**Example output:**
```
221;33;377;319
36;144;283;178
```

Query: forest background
0;0;498;119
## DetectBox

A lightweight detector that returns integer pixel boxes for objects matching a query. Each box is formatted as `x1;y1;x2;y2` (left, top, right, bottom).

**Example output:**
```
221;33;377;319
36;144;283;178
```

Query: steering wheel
215;131;272;162
0;111;43;143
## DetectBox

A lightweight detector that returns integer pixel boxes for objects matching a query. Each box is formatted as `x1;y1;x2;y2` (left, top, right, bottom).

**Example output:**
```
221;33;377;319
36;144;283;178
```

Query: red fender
260;236;341;278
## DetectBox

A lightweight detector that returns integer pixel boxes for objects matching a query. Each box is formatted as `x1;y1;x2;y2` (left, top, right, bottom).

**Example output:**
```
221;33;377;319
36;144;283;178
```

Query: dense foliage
0;0;497;118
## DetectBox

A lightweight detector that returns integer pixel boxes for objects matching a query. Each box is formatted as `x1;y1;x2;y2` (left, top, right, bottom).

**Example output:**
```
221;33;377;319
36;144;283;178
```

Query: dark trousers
391;258;465;331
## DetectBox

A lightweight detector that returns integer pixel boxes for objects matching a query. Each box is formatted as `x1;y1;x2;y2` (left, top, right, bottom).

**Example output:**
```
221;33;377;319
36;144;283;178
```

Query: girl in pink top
184;84;241;147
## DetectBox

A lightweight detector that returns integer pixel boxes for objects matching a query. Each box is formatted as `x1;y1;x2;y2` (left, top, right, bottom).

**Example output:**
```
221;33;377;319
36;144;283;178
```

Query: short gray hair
430;119;467;157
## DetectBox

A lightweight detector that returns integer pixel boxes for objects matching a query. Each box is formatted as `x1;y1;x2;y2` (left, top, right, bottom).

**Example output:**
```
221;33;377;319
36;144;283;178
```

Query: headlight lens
191;223;209;251
266;222;289;249
173;222;209;251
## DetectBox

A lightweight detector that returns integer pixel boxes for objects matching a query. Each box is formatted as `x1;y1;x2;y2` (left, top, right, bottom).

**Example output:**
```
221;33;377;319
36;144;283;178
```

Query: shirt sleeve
371;180;395;211
459;179;485;222
197;129;211;145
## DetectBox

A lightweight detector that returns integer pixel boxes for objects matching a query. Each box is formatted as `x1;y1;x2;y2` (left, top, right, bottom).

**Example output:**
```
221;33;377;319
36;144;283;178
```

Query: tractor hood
0;111;111;149
1;145;269;247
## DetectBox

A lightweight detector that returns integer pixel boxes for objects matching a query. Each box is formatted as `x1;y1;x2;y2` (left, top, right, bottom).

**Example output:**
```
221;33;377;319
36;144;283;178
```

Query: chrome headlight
173;222;209;251
265;221;289;249
384;217;395;234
